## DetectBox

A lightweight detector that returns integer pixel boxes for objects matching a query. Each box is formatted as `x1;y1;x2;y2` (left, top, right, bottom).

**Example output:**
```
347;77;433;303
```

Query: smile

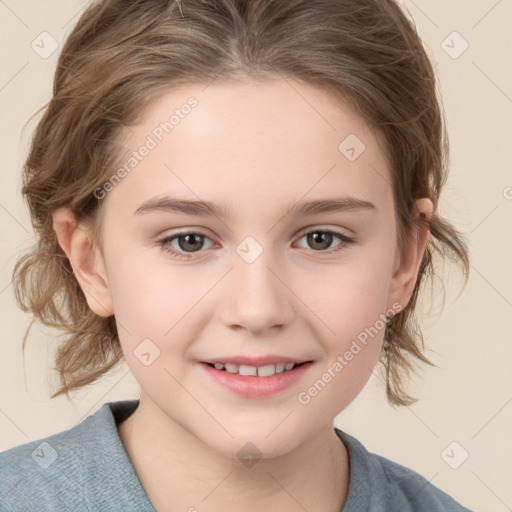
205;361;303;376
199;361;314;398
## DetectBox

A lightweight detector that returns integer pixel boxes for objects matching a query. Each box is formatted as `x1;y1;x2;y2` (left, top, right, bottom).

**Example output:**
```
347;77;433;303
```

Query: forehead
106;77;392;220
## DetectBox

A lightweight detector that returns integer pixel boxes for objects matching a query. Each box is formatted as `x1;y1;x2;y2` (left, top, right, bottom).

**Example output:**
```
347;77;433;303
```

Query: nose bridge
221;236;293;332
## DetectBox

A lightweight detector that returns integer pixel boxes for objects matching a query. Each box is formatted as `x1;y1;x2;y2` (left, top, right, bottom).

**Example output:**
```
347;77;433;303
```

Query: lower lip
199;362;314;398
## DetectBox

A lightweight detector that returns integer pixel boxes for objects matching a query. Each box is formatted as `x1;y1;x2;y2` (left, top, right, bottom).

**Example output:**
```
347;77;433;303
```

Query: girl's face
87;78;427;458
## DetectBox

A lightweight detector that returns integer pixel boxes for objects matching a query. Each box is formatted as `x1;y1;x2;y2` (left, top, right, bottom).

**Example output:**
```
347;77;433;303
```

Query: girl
1;0;473;510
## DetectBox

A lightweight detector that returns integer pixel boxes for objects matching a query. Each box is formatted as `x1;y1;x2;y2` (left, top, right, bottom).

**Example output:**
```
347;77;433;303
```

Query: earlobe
387;198;434;311
52;207;113;317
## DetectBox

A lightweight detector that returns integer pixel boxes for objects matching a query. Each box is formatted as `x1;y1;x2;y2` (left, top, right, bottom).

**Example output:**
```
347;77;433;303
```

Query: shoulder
0;400;150;512
335;428;474;512
373;453;472;511
0;412;91;511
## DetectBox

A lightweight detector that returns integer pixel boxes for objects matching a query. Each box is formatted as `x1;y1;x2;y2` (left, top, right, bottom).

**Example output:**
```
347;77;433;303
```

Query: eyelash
157;227;354;260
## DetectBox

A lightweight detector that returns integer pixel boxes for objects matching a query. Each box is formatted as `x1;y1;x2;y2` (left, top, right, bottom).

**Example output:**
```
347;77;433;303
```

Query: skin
52;77;433;512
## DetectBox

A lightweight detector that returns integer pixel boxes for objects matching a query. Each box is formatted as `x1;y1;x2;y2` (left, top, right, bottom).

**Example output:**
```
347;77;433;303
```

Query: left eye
158;228;353;260
295;229;353;254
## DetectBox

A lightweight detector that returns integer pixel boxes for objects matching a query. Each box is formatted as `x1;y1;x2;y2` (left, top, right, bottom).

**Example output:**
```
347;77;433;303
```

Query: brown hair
13;0;469;406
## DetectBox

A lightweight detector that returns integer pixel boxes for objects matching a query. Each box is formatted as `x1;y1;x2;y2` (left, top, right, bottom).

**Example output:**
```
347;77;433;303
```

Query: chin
200;426;305;462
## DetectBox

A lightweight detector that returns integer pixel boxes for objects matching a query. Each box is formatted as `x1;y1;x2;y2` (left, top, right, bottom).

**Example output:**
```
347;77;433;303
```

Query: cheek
107;260;213;374
297;256;391;398
303;258;392;334
107;252;204;328
300;277;388;412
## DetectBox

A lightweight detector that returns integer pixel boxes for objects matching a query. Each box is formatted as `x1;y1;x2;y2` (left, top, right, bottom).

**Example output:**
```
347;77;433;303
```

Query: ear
387;198;433;311
52;207;113;317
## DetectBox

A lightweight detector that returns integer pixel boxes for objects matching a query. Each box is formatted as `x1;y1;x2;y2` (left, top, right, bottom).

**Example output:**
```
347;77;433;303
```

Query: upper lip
201;355;313;366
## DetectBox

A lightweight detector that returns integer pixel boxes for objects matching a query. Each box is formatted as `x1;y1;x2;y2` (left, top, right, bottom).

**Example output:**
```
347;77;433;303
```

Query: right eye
158;231;215;260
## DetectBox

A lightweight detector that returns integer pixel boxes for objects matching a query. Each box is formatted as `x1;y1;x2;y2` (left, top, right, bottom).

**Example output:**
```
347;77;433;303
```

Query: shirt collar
81;400;382;511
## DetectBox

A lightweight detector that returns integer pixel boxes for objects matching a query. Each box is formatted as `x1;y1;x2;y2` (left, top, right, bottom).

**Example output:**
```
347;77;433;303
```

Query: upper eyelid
295;225;350;238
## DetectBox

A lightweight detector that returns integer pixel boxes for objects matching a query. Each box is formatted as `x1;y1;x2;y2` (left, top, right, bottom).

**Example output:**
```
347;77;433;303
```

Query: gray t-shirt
0;400;473;511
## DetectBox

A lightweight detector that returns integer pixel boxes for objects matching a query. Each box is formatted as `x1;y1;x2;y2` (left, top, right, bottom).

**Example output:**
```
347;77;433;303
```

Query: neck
117;398;350;512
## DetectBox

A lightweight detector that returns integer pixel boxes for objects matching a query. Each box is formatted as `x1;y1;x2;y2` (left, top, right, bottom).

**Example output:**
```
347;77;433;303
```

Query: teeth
210;362;300;376
275;363;285;373
225;363;238;373
257;364;275;377
239;365;257;376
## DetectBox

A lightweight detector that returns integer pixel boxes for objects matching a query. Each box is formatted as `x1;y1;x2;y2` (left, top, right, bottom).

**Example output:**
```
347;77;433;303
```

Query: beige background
1;1;511;511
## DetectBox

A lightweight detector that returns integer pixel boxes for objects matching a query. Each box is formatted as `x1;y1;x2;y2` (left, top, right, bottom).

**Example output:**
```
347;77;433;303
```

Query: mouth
199;360;315;398
202;361;312;377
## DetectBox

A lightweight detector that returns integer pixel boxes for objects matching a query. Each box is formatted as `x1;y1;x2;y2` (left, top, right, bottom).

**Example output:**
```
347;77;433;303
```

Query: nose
219;248;294;335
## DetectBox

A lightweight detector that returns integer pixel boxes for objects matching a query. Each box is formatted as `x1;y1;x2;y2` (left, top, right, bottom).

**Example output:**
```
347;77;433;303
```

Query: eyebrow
134;195;376;218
